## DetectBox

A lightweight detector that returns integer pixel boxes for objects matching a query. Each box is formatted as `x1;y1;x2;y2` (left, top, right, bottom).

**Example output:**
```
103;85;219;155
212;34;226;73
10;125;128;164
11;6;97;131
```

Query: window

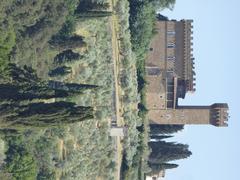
167;43;175;48
167;31;176;36
167;101;174;108
146;67;161;76
167;56;175;61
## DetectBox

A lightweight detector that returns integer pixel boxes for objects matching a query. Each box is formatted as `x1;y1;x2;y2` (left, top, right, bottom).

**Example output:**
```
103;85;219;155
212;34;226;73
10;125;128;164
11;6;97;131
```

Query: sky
161;0;240;180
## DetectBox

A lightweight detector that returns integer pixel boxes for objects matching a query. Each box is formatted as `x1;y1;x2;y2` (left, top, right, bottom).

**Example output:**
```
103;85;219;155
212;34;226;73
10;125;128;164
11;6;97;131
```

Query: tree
150;135;173;141
3;135;37;180
76;11;112;18
149;0;176;10
0;64;97;101
148;141;192;164
50;35;87;51
48;66;72;77
37;169;56;180
147;163;178;175
54;50;82;65
48;80;98;92
150;124;184;135
76;1;109;12
75;0;111;18
0;64;95;128
1;0;81;77
0;18;16;74
0;101;94;128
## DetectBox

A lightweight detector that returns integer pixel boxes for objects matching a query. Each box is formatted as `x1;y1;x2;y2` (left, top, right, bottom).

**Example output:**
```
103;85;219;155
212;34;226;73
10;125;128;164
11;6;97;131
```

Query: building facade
146;19;229;126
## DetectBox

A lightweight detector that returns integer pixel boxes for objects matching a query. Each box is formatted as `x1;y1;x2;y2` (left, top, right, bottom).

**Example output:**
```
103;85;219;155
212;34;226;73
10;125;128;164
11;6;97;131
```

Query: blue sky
161;0;240;180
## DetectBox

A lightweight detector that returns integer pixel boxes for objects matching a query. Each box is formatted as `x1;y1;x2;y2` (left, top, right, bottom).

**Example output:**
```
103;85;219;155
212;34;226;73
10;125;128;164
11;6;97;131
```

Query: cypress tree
147;163;178;175
0;64;95;129
150;124;184;135
76;11;112;18
148;141;192;164
150;135;173;141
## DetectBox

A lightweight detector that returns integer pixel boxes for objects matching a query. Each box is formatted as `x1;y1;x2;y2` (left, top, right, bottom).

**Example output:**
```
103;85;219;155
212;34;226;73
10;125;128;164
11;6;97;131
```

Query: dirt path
109;0;124;180
56;139;66;180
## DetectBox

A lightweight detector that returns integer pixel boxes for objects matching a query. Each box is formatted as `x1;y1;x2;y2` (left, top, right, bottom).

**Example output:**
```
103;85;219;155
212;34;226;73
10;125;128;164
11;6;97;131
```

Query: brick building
146;19;229;126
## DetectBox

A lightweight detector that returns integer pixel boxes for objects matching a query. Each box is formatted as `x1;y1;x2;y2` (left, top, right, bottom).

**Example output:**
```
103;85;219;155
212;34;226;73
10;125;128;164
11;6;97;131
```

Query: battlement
148;104;229;126
145;19;229;128
182;20;196;92
210;103;229;127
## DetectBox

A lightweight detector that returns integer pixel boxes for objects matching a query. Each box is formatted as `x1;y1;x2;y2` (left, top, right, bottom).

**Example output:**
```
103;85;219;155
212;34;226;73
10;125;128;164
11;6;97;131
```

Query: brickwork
145;19;229;127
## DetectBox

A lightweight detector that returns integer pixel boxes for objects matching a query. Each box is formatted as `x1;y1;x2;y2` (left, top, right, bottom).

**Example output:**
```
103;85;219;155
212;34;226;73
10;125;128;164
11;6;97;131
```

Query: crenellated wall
145;19;228;127
148;104;229;126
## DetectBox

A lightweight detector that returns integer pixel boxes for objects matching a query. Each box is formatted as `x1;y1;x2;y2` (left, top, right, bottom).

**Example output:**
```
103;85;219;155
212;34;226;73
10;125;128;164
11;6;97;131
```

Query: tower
148;103;229;127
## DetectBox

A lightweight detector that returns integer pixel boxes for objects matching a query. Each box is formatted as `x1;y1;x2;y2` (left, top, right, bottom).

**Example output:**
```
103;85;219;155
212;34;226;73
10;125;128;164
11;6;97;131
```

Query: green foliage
148;141;192;174
150;124;184;135
0;1;180;179
0;64;95;128
150;135;173;140
0;21;15;56
34;135;57;179
54;50;82;65
48;8;115;180
55;16;77;39
147;163;178;176
0;19;16;75
37;170;56;180
3;101;93;126
50;35;87;52
114;1;152;180
3;135;37;180
127;0;193;178
147;119;187;176
76;11;112;18
129;1;156;62
128;0;176;94
0;1;116;179
148;140;192;167
0;0;81;78
49;66;72;77
75;0;111;18
152;0;176;10
0;64;97;101
48;80;98;92
76;0;109;12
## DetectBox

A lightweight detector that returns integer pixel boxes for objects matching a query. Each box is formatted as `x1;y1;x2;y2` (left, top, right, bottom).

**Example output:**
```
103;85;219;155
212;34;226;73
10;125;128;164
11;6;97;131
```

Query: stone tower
145;19;229;126
148;103;229;126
